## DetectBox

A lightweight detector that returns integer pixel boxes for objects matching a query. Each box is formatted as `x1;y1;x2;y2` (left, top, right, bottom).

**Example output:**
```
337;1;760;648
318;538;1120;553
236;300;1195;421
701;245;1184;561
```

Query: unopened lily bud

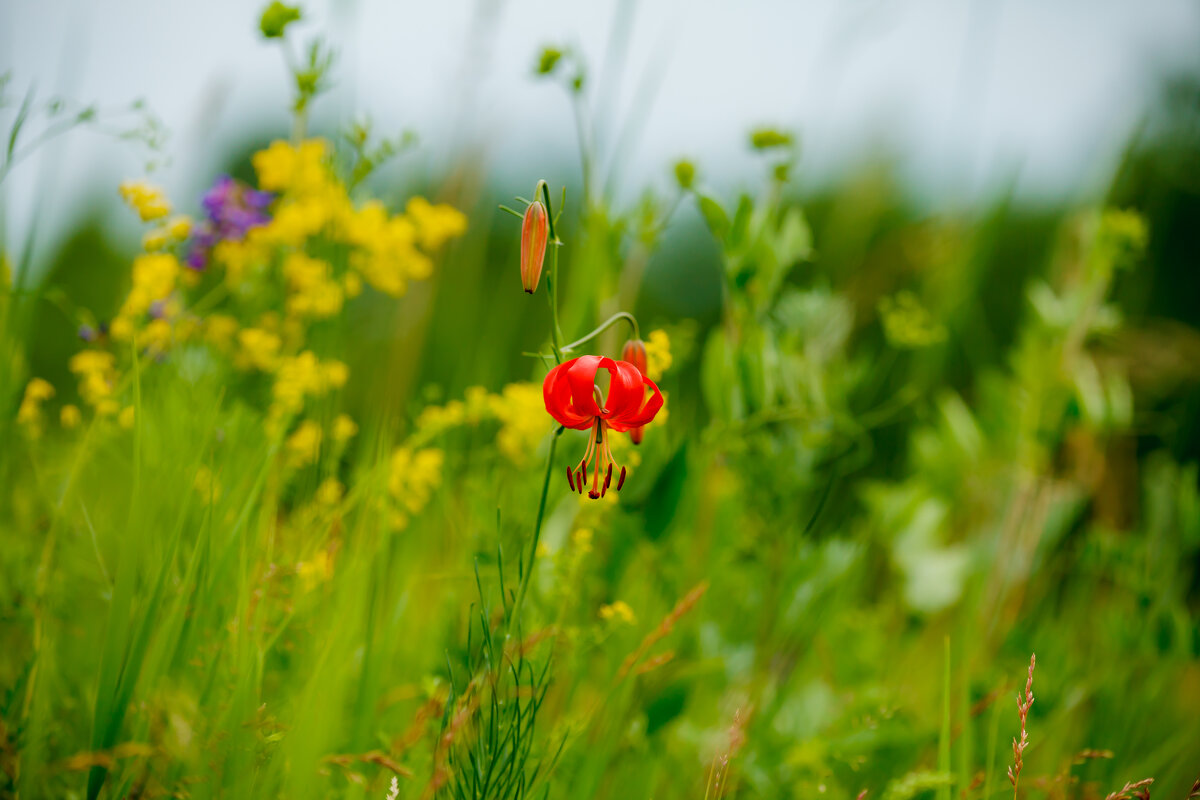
621;339;647;374
520;200;549;294
622;338;649;444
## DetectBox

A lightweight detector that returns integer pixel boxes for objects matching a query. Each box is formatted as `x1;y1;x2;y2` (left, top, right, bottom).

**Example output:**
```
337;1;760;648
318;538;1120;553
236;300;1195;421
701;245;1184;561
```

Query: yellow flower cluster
69;350;118;413
340;201;430;297
109;253;182;347
488;383;548;465
388;447;445;529
143;216;192;252
271;351;349;418
17;378;55;436
644;329;672;381
119;180;171;221
283;253;343;318
409;382;549;466
599;600;636;624
252;139;331;195
236;327;283;371
284;420;323;469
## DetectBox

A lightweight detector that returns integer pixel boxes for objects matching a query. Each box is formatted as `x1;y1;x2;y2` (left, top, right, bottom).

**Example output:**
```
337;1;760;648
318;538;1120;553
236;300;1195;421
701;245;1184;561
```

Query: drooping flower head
543;355;663;499
186;175;274;269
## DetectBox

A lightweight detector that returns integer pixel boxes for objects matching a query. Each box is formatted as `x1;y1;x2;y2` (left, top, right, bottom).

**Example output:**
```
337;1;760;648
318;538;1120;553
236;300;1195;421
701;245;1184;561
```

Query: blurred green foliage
2;14;1200;800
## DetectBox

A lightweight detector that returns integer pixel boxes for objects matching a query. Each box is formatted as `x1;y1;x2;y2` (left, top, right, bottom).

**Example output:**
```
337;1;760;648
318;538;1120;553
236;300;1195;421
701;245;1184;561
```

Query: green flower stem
508;427;562;634
560;311;640;354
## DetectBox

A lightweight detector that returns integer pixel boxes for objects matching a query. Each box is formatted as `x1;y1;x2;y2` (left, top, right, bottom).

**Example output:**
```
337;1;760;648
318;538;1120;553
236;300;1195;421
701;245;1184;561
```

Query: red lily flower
543;355;663;499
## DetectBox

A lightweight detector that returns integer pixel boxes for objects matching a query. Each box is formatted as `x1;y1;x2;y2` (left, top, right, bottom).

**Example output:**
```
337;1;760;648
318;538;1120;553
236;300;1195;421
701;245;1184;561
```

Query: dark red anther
616;466;627;491
577;470;585;494
604;463;613;490
566;466;576;492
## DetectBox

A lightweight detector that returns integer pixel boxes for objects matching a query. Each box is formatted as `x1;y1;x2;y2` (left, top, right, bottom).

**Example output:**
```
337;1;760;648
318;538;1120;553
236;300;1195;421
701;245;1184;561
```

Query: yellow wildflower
236;328;282;372
204;314;239;351
315;477;344;506
140;215;192;252
285;420;323;469
60;404;82;429
252;139;331;194
599;601;636;624
282;253;343;318
109;316;135;342
119;253;179;319
405;196;468;250
572;527;594;555
68;350;117;405
332;414;358;442
271;352;346;415
644;329;672;381
119;179;171;221
138;318;172;354
17;378;55;432
118;406;136;430
297;549;334;591
388;447;444;525
488;382;547;466
343;270;363;298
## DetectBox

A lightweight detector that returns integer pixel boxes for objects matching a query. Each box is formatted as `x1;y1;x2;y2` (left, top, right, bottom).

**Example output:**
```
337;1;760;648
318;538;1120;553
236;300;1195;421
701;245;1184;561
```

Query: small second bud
622;338;649;444
520;200;549;294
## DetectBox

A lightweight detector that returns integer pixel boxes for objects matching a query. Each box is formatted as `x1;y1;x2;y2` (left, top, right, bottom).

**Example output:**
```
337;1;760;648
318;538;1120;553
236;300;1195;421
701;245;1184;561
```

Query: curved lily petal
602;359;645;421
563;356;604;417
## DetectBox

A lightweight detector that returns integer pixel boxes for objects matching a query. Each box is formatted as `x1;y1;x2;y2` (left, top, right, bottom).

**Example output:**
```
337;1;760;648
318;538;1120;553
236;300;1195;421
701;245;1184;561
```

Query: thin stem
539;181;565;363
561;312;640;354
508;427;562;634
546;243;564;363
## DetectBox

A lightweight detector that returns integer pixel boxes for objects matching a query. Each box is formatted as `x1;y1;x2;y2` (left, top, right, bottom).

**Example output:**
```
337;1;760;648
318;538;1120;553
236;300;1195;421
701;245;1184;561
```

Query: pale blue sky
3;0;1199;269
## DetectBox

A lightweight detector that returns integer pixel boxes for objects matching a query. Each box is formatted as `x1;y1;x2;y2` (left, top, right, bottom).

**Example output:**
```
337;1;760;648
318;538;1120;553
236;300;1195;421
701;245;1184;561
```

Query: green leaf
697;194;730;241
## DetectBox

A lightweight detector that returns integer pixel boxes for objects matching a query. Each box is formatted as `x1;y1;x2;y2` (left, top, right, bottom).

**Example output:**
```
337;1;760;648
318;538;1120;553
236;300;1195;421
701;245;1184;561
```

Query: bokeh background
3;2;1200;799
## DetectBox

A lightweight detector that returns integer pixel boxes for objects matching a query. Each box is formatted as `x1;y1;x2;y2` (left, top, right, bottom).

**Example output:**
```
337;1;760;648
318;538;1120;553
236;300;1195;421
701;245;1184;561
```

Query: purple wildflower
186;175;273;270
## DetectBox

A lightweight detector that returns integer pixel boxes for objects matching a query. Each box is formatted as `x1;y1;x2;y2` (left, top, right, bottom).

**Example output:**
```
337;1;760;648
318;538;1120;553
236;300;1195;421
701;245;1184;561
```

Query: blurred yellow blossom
285;420;323;468
119;180;171;221
315;477;344;506
17;378;55;433
142;216;192;251
271;352;348;416
118;406;136;429
236;328;282;371
118;253;179;321
644;329;672;381
388;447;444;527
489;382;548;465
405;196;468;250
572;527;593;555
332;414;358;442
283;253;343;318
204;314;239;351
69;350;117;406
252;139;331;194
599;601;636;624
60;404;82;430
297;549;334;591
137;318;173;354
